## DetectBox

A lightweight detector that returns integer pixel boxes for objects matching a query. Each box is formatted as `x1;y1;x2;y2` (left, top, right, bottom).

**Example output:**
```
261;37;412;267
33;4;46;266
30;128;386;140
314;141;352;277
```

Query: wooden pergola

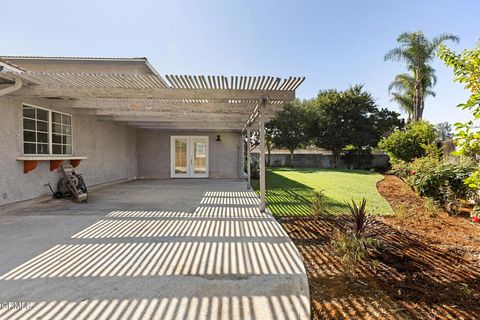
0;68;304;211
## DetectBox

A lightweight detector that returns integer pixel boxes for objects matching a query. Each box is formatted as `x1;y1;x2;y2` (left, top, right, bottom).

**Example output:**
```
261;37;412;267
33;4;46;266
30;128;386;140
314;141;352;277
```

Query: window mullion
48;110;52;155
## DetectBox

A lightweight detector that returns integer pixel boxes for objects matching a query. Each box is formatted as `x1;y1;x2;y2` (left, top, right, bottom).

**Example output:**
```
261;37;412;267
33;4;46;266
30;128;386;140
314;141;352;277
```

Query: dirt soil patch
280;175;480;319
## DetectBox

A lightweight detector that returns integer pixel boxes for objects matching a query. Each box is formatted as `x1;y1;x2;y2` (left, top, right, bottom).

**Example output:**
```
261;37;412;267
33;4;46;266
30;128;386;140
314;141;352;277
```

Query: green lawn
252;168;393;217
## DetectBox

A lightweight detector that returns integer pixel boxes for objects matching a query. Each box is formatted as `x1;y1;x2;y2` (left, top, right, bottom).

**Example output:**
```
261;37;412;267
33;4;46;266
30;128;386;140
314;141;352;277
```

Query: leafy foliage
395;156;476;205
438;42;480;113
385;31;459;121
438;40;480;202
379;120;437;162
310;190;328;219
268;100;309;166
306;85;402;167
249;157;259;179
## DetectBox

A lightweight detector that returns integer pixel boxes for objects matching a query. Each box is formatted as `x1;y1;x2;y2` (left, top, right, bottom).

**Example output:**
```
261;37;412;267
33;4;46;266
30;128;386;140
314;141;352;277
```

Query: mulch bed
279;175;480;319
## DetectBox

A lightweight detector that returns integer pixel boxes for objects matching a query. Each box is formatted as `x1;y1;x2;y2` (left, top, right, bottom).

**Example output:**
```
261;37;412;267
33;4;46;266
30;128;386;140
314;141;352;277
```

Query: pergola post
246;127;251;189
259;98;267;212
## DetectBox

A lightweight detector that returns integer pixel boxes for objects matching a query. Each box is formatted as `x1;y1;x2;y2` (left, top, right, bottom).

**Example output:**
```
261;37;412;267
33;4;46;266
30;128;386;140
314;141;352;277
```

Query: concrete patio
0;179;310;320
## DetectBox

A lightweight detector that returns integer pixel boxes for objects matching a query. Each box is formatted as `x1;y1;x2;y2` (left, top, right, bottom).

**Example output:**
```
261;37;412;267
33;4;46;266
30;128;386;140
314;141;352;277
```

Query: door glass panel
193;140;207;174
175;138;188;174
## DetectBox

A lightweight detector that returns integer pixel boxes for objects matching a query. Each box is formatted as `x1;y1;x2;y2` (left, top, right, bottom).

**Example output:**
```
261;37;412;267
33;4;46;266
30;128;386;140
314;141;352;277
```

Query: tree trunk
289;149;295;167
332;150;341;168
413;69;423;121
420;97;425;120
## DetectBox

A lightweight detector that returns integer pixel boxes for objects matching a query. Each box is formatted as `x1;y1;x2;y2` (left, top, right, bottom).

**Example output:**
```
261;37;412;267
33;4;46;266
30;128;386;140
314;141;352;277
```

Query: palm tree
388;71;436;122
385;31;459;121
436;122;453;141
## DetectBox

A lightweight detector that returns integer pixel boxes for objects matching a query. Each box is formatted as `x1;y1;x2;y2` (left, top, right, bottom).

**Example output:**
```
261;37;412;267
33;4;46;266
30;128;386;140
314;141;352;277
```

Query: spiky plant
346;198;378;239
332;198;380;274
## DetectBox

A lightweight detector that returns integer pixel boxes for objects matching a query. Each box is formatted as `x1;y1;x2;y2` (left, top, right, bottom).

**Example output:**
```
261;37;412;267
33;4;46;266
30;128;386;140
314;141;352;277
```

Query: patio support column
259;98;267;212
246;127;251;189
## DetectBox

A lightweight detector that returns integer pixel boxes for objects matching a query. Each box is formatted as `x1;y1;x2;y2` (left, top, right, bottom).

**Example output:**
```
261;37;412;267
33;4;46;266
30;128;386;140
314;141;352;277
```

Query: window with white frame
23;104;73;155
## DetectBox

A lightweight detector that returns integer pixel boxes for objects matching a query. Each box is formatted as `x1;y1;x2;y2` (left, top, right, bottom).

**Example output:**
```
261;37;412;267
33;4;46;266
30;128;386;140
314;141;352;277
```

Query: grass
251;168;393;217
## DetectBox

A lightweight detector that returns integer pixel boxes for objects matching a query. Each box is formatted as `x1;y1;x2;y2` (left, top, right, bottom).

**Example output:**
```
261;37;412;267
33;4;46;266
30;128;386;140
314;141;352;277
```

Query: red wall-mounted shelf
16;156;88;174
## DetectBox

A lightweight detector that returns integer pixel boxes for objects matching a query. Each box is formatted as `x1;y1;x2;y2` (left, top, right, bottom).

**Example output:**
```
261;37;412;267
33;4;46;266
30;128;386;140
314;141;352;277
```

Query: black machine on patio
49;165;88;203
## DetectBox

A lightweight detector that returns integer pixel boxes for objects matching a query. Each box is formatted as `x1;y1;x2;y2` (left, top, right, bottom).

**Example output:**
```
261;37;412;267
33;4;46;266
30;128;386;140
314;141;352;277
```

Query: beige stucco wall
136;129;244;179
0;96;138;206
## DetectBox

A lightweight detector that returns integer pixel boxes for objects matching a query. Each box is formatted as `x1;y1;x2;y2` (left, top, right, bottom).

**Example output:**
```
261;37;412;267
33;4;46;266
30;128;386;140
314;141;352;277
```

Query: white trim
22;103;73;156
170;136;190;178
170;136;209;178
190;136;209;178
17;156;87;161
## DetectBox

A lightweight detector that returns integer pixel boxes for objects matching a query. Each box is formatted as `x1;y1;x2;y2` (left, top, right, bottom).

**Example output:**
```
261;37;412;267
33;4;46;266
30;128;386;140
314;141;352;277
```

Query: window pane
52;123;61;134
62;125;71;135
22;105;73;156
37;109;48;121
23;131;36;142
37;144;49;154
62;114;71;125
63;135;72;145
24;143;36;154
52;144;62;154
37;132;48;143
23;106;35;119
37;120;48;132
52;134;62;144
23;118;35;131
52;112;62;123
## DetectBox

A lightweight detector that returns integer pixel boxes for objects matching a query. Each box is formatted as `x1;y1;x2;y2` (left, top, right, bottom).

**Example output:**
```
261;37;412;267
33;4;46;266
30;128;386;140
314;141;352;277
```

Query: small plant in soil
423;197;440;218
310;190;327;220
332;198;380;274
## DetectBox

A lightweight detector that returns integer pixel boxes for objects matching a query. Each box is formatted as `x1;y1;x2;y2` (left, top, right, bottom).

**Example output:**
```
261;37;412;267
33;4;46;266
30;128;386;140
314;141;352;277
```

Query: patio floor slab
0;179;310;320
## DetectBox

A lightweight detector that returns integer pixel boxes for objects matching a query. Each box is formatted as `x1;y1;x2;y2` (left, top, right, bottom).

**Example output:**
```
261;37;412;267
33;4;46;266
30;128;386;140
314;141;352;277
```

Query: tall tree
307;85;401;167
436;122;453;141
388;71;436;122
385;31;459;121
268;100;309;166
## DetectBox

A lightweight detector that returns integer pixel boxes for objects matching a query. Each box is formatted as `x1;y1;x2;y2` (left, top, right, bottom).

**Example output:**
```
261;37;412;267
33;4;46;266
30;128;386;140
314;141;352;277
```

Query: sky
2;0;479;124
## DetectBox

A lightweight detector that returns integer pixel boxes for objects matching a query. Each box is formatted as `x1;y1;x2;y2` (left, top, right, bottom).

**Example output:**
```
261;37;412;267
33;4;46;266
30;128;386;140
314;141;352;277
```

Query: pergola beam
14;85;295;101
101;114;249;122
127;121;244;131
18;97;259;113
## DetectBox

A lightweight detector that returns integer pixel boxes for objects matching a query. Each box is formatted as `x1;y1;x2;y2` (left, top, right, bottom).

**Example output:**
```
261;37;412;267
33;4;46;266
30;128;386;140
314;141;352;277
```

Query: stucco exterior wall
0;97;137;206
136;129;243;179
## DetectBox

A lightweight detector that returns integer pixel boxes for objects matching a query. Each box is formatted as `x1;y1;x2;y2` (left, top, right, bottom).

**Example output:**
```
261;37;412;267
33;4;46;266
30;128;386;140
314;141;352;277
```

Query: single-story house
0;56;303;209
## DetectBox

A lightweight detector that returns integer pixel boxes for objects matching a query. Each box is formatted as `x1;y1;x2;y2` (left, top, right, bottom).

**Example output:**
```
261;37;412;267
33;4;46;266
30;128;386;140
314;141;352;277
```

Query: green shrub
391;160;413;179
406;157;476;204
379;121;437;162
310;190;327;219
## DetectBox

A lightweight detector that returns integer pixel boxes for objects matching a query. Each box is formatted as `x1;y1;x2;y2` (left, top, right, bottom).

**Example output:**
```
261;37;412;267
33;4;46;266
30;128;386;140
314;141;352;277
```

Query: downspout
0;75;23;97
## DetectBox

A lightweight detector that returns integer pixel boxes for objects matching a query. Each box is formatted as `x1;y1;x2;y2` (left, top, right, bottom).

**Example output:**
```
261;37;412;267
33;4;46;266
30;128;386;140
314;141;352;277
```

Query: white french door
170;136;209;178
